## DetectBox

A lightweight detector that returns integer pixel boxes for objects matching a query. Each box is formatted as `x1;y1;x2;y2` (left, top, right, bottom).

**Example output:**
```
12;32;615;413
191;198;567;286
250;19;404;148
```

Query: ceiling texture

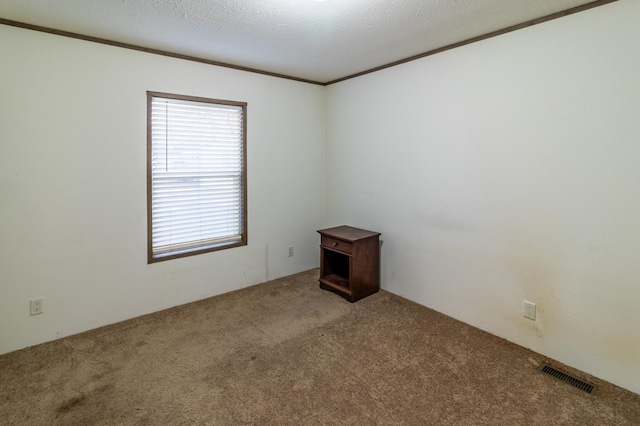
0;0;613;84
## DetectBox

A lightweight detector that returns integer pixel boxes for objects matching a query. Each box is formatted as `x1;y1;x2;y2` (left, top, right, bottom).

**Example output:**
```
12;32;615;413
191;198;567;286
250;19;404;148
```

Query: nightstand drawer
321;236;353;254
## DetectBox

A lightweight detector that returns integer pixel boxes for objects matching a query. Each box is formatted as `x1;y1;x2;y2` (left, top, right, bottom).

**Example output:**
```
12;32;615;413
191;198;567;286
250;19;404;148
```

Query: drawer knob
332;242;338;247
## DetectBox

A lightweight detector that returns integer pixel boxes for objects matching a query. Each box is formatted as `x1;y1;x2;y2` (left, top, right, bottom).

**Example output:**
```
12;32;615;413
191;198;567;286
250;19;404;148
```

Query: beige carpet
1;269;638;425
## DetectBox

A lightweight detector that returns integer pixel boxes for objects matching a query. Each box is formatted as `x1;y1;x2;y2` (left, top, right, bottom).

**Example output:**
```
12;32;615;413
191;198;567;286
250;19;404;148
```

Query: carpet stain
56;383;115;417
57;395;86;414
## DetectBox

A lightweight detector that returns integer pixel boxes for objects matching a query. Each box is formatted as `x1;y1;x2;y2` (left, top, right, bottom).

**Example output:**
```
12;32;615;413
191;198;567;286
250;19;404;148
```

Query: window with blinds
147;92;247;263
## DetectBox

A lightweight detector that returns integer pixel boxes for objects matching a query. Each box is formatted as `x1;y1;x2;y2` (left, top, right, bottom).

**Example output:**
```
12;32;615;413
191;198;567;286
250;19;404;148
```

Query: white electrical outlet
523;300;536;320
30;298;44;316
288;245;294;257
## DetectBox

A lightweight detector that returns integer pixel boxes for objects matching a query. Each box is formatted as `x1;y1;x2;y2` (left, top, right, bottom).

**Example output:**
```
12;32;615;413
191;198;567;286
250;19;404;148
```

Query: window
147;92;247;263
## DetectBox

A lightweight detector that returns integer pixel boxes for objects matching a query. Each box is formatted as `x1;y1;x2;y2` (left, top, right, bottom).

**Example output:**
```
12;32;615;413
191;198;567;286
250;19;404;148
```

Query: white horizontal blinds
150;96;244;258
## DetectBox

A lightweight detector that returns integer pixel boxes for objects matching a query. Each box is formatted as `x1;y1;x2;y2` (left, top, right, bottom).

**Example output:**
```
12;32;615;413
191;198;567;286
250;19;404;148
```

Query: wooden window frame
146;91;247;263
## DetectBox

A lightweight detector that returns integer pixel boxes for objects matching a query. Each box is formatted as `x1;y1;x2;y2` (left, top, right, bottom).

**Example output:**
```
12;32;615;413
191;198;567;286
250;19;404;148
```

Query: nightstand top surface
317;225;381;242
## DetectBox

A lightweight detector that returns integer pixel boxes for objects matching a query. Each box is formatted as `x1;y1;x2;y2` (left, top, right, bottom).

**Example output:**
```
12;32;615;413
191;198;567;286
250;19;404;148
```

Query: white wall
0;25;325;354
2;0;639;397
326;0;640;394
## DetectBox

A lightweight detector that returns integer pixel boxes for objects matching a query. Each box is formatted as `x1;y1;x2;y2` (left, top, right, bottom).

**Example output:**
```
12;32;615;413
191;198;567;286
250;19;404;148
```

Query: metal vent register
538;363;598;395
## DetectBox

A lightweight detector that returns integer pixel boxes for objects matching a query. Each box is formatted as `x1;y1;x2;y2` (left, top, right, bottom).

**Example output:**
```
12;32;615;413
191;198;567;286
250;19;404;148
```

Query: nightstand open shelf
317;225;381;302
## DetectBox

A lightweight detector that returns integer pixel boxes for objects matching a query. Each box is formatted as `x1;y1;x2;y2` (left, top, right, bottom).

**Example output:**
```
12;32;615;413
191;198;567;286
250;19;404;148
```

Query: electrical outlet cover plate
30;298;44;316
523;300;536;320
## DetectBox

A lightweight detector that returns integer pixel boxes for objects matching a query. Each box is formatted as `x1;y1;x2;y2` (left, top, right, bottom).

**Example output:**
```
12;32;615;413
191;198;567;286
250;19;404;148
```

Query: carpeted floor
1;269;639;425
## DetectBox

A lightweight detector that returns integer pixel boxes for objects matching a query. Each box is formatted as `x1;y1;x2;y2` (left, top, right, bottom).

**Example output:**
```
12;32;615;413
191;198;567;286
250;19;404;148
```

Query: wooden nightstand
317;225;381;302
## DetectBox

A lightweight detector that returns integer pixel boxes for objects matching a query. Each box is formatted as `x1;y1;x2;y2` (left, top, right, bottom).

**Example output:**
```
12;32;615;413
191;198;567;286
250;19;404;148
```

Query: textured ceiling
0;0;607;84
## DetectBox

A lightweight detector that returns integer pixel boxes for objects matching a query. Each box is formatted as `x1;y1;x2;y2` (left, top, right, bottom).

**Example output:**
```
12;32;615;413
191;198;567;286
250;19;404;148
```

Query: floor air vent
538;363;598;395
